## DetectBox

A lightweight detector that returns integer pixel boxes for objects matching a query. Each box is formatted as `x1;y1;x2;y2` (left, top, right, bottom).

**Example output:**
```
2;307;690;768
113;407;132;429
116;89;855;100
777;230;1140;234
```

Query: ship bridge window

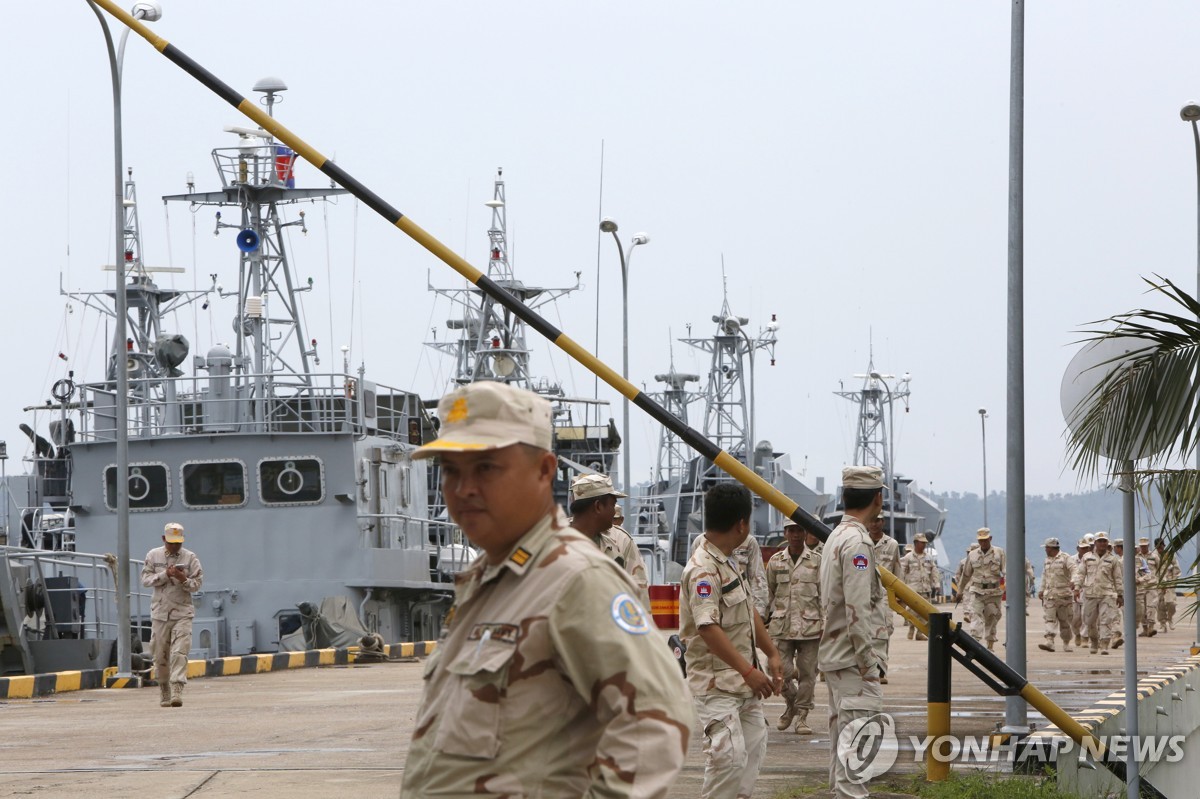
104;463;170;511
258;457;324;505
182;460;247;508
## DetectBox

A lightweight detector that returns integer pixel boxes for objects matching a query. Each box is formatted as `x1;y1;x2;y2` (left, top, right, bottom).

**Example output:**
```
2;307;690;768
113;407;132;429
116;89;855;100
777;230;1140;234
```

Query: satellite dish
1060;336;1172;460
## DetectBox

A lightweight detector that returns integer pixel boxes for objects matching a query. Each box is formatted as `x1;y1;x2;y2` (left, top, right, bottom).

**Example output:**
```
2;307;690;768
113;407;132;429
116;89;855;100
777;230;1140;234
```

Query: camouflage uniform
595;524;651;611
402;510;693;797
1156;550;1181;632
1134;546;1158;637
870;533;901;667
140;543;203;704
765;544;822;733
681;537;767;799
899;548;934;640
1074;545;1123;653
1038;549;1075;651
959;543;1005;648
1071;547;1088;646
819;516;886;799
689;533;769;618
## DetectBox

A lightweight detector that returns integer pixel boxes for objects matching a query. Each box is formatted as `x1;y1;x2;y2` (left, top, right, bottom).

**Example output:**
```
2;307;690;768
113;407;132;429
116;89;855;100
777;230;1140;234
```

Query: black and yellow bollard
927;612;952;782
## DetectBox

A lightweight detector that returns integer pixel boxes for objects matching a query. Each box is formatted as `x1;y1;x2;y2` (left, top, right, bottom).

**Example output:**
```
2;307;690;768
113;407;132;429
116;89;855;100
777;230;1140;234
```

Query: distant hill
932;489;1130;579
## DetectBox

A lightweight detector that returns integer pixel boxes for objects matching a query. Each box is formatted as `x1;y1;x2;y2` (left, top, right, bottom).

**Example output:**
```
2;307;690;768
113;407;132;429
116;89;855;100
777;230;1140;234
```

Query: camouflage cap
1139;537;1150;546
1113;538;1124;548
913;532;928;543
1077;538;1089;549
1093;531;1110;543
570;473;627;502
976;528;992;540
1044;537;1060;548
1082;533;1095;546
163;522;185;543
413;381;552;459
842;465;884;490
969;542;980;551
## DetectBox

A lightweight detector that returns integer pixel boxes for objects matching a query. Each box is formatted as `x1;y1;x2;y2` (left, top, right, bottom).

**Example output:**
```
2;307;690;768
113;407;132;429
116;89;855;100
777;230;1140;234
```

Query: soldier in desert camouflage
899;533;934;641
680;482;784;799
569;473;651;610
765;520;822;735
1154;537;1181;632
867;512;899;683
1073;531;1123;655
402;382;693;798
819;466;889;799
1134;537;1159;638
955;528;1005;651
1036;537;1075;652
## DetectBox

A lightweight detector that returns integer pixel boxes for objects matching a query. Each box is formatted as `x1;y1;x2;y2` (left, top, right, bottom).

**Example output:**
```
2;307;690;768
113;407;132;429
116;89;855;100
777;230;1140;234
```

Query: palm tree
1064;275;1200;594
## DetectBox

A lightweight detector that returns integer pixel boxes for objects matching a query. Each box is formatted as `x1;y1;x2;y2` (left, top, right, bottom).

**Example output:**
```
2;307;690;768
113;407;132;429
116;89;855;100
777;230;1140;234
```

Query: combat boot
907;627;915;640
159;682;171;708
1099;639;1110;655
1062;636;1073;652
793;710;812;735
1111;635;1123;649
986;640;995;652
1090;638;1099;655
170;682;184;707
1146;626;1157;637
777;707;795;731
1075;634;1084;647
916;631;928;641
1037;638;1055;652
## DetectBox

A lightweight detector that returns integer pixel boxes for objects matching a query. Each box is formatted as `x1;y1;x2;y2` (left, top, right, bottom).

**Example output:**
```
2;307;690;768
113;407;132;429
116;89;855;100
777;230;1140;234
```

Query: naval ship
0;81;462;676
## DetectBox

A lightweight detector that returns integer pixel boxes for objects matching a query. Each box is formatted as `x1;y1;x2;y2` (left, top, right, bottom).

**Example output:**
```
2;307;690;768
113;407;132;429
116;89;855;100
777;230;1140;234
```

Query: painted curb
0;640;437;699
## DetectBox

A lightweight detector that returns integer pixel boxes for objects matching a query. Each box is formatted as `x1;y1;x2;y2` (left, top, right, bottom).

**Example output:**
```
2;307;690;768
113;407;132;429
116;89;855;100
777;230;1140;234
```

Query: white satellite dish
1060;336;1171;460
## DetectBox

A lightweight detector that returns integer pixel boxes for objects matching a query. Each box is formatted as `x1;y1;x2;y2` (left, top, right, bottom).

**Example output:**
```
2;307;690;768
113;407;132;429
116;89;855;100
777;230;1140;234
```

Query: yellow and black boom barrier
85;2;1163;794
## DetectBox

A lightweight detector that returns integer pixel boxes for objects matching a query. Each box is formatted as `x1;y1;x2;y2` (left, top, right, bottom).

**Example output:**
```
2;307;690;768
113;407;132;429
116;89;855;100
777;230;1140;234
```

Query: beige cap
842;465;884;490
164;522;185;543
969;542;980;551
913;533;928;543
413;381;552;459
977;528;992;540
570;473;627;502
1139;537;1150;546
1044;537;1060;548
1093;531;1110;543
1077;539;1089;549
1082;533;1095;546
1113;538;1124;548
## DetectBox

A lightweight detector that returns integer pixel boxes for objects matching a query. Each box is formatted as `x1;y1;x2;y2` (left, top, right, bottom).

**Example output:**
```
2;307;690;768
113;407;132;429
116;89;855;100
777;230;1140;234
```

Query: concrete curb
0;640;438;699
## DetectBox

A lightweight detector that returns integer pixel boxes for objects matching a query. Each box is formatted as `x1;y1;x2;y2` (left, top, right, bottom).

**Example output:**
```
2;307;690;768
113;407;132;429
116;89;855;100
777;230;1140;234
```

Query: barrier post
927;612;952;781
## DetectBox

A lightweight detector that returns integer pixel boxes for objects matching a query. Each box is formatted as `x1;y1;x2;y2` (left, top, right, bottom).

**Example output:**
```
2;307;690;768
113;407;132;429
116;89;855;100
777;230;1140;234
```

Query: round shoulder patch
852;553;870;571
611;593;650;635
695;579;713;598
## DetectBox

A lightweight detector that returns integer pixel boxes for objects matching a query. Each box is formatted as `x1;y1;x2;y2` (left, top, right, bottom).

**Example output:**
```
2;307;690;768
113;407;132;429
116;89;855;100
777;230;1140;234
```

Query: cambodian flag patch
853;554;869;570
696;580;713;598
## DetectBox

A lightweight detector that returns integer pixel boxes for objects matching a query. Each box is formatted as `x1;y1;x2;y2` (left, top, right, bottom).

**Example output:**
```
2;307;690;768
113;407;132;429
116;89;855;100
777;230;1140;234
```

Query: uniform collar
457;509;571;598
700;535;732;565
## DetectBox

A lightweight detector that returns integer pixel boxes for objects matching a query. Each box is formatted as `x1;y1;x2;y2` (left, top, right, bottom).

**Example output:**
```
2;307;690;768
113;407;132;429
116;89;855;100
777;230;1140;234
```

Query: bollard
927;612;952;781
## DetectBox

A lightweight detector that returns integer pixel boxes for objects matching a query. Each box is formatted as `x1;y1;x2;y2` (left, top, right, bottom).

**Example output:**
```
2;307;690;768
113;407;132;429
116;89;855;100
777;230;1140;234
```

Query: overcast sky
3;1;1199;503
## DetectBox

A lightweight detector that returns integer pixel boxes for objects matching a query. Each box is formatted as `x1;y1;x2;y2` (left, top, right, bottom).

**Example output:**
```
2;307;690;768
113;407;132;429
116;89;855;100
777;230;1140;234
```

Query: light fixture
599;218;618;233
632;233;650;246
493;353;517;378
1182;102;1200;122
131;1;162;22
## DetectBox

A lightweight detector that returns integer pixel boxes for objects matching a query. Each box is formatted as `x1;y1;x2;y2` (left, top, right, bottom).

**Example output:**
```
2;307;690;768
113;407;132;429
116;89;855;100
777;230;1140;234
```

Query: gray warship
1;82;460;675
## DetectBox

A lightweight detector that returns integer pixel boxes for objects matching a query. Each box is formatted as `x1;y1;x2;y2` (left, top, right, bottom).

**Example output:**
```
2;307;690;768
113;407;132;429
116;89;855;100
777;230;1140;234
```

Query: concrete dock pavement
0;604;1194;798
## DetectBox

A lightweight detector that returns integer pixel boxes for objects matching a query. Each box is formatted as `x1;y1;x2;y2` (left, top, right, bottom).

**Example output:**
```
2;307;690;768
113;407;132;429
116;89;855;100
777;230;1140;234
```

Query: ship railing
69;372;423;442
212;144;296;190
358;512;475;577
1;546;151;643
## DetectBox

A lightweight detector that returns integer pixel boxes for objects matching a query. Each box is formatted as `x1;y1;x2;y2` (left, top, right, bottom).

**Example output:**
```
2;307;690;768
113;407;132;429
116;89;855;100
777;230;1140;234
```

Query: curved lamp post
88;0;162;677
870;371;896;540
600;218;649;505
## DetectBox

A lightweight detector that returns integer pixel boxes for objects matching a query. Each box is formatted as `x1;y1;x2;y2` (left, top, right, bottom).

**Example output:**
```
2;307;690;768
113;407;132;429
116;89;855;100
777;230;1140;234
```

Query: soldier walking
900;533;934;640
1155;538;1181;632
569;473;651;610
1037;537;1074;652
867;513;900;683
819;466;889;799
1135;537;1158;638
955;529;1005;651
681;483;783;799
765;520;822;735
953;543;978;625
1073;531;1124;655
402;382;693;797
140;522;203;708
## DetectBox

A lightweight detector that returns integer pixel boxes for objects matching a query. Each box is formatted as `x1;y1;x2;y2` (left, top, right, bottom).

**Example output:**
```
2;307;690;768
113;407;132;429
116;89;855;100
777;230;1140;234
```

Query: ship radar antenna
253;76;288;120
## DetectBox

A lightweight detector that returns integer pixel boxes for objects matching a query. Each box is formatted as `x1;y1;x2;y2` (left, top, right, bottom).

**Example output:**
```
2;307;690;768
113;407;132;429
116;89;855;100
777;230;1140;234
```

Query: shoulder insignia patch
853;553;870;571
509;547;532;566
611;593;650;635
696;579;713;598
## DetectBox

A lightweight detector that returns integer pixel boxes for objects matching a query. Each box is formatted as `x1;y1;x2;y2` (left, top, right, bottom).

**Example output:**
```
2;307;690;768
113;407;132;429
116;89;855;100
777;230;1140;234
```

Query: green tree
1064;275;1200;593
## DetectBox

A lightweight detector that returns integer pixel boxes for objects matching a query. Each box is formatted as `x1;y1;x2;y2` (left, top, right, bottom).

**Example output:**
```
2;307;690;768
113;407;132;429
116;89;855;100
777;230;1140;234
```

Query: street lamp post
88;0;162;678
870;372;897;540
600;218;649;506
1182;102;1200;648
979;408;989;527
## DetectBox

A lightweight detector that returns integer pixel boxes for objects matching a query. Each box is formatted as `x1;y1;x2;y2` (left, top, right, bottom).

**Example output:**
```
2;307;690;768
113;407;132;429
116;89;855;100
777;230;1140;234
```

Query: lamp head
978;408;987;416
599;218;618;233
631;233;650;246
131;1;162;21
1182;103;1200;122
